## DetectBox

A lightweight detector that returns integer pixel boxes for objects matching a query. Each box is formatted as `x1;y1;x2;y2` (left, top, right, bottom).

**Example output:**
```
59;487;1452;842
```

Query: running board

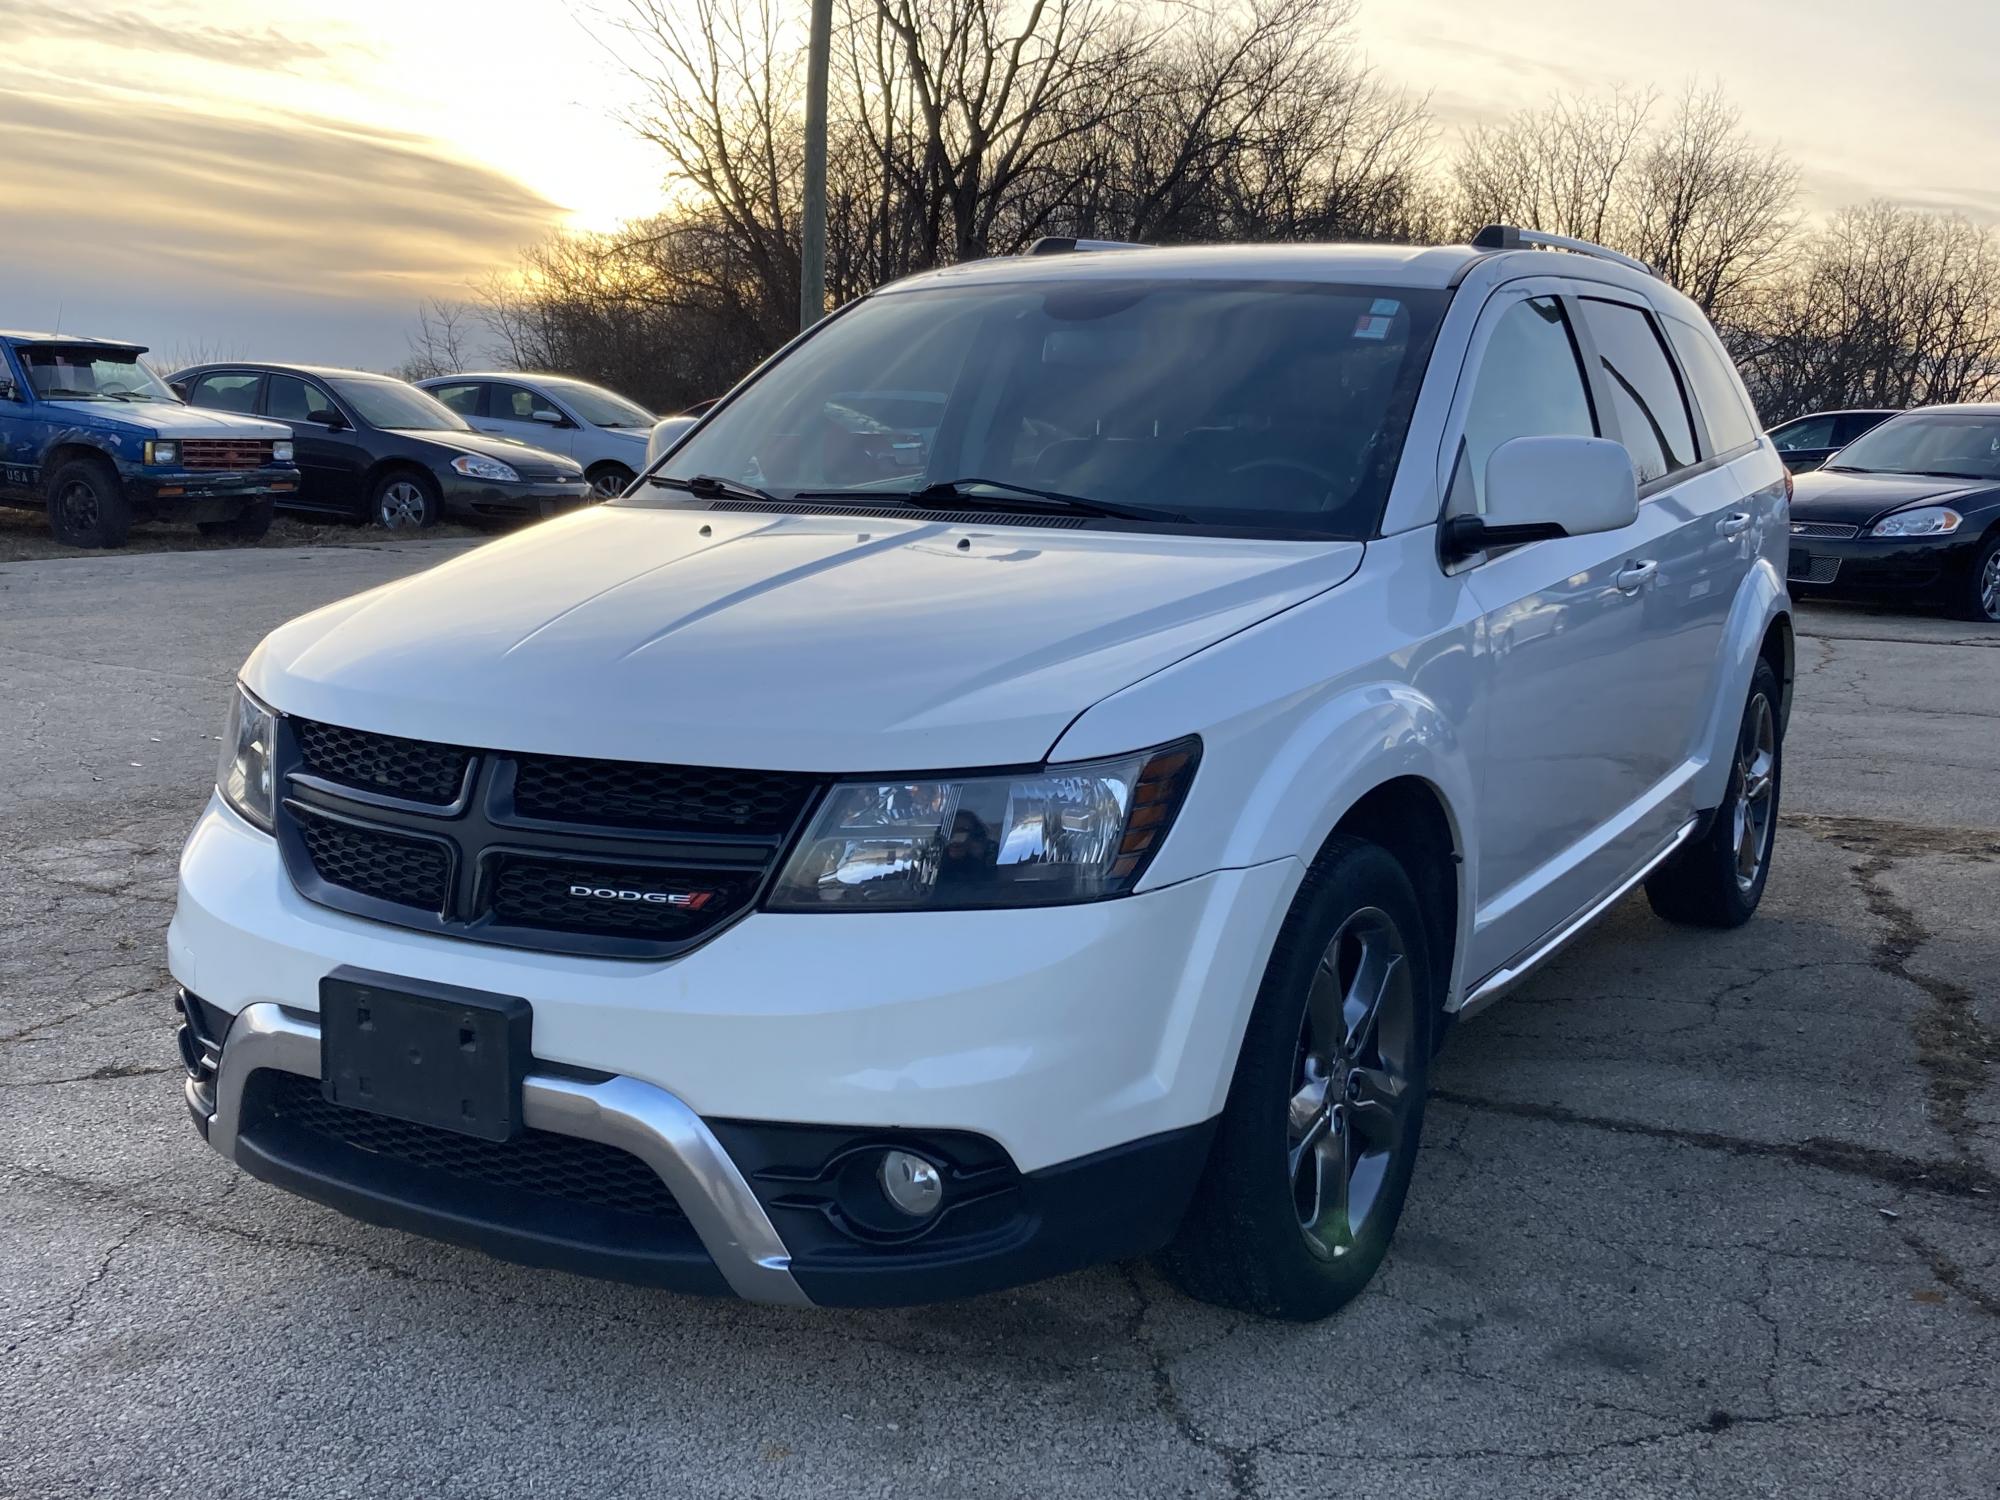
1455;817;1700;1021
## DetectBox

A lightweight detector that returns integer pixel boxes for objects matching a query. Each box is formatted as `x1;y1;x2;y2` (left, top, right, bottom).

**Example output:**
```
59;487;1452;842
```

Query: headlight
451;453;521;483
217;684;278;832
1871;505;1962;537
272;440;295;463
145;440;178;465
769;739;1199;911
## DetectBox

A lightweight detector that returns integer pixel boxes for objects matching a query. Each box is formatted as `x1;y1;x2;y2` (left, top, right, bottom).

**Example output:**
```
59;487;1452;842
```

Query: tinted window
429;382;484;417
653;280;1451;539
1580;299;1697;484
492;383;564;423
1664;317;1759;453
1770;415;1836;451
1835;411;1893;444
1828;413;2000;480
1449;296;1596;515
536;377;653;428
189;372;260;413
266;374;334;422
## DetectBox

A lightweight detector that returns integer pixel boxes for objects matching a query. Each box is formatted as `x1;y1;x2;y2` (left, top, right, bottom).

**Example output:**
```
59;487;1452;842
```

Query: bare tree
1449;87;1655;245
396;297;479;381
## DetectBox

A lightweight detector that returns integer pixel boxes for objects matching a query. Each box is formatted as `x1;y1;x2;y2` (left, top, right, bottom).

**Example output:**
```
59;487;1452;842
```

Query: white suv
173;229;1792;1320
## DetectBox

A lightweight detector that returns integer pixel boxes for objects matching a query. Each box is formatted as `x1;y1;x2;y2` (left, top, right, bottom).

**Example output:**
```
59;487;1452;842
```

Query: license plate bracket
319;967;531;1142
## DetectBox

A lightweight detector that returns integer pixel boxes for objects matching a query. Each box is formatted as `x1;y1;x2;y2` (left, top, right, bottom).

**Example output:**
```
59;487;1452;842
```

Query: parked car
173;227;1793;1321
1767;408;1898;473
0;331;298;546
417;372;655;499
171;362;591;529
1787;404;2000;620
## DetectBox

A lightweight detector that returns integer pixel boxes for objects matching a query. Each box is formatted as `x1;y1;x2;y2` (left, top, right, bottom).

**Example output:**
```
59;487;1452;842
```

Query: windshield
330;377;469;431
644;279;1450;538
21;347;178;403
538;377;655;428
1828;412;2000;479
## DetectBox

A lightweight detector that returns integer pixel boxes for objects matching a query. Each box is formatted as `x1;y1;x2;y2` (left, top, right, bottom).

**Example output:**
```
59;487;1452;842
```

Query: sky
2;0;1996;373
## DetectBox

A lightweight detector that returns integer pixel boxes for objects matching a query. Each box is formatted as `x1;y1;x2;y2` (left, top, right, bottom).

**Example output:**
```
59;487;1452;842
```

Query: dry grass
0;506;493;564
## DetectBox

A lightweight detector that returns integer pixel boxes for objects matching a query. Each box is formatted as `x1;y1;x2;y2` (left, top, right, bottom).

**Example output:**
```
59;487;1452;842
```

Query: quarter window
1449;296;1596;515
188;372;261;413
1664;317;1760;454
1580;299;1697;484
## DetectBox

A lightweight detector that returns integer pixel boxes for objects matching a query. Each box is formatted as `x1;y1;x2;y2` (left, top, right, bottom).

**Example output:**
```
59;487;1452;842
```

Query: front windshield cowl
639;277;1449;541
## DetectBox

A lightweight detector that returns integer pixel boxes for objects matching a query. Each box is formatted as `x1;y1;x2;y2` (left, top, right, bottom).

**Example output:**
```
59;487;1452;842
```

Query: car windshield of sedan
21;347;177;403
1828;413;2000;480
539;377;655;429
330;377;470;431
642;278;1450;539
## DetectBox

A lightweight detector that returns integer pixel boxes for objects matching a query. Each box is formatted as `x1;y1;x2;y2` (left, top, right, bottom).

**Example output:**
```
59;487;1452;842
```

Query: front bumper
1787;529;1977;597
438;475;593;520
171;797;1294;1303
126;465;302;520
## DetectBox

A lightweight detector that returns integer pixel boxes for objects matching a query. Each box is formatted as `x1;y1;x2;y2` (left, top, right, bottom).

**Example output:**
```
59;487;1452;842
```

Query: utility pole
800;0;833;332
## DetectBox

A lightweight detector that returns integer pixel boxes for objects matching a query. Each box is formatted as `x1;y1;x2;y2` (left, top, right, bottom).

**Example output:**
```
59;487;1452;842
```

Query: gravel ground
1;544;1995;1499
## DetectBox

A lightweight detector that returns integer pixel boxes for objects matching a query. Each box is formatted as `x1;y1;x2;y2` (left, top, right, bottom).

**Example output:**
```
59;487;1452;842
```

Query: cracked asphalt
3;544;1996;1499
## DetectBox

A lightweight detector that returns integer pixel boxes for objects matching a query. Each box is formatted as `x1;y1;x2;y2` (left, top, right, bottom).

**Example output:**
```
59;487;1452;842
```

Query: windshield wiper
649;472;782;504
37;388;104;400
797;476;1186;523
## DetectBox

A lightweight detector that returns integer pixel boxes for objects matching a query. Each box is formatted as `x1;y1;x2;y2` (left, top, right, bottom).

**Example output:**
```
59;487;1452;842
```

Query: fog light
878;1150;943;1218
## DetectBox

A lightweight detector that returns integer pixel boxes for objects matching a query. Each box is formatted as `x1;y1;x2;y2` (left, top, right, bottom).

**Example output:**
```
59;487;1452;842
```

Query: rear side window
1580;299;1697;484
429;382;484;417
1449;296;1597;515
1664;317;1760;453
1772;414;1836;451
189;372;260;413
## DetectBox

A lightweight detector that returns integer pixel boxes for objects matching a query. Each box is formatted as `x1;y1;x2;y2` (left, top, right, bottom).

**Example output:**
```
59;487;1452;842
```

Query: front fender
38;421;134;470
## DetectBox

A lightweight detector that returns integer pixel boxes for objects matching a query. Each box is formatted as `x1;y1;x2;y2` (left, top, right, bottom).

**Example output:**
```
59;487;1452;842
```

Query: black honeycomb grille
260;1071;684;1219
512;754;812;835
295;807;449;912
490;857;756;940
296;719;469;804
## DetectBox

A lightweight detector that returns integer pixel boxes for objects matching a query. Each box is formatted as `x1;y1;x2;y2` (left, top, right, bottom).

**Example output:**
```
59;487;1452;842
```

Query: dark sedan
1768;408;1899;473
1787;404;2000;621
169;362;592;528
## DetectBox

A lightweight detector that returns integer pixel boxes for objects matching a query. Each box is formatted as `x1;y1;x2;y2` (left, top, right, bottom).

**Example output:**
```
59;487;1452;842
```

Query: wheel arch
362;456;438;497
1321;775;1464;1021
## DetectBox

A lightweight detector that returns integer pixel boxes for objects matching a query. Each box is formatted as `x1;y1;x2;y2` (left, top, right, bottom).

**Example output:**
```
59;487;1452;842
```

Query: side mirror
531;409;568;426
1444;435;1638;559
169;380;190;401
309;408;345;430
0;376;19;403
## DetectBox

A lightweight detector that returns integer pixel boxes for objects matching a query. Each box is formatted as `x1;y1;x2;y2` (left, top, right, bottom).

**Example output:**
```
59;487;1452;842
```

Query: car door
262;373;369;514
0;345;38;498
1445;282;1690;978
477;381;576;457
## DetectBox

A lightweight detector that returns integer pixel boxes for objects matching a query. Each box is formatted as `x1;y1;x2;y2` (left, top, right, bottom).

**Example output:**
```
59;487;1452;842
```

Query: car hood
1790;469;1997;526
244;506;1364;770
44;399;291;439
393;428;582;475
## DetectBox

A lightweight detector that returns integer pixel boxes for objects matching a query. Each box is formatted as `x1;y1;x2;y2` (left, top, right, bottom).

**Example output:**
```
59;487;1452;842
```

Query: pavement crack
1429;1089;2000;1200
1118;1266;1262;1500
0;1062;177;1089
1902;1229;2000;1319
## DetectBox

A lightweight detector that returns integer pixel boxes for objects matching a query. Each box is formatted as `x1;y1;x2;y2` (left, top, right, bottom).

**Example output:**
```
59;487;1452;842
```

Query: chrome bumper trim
196;1002;811;1306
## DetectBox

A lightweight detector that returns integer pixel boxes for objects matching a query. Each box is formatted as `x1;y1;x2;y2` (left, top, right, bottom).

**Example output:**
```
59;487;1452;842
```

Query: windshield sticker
1354;298;1401;339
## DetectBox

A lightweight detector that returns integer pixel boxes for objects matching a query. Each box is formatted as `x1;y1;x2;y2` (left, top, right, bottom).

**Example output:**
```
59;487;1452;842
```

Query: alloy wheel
377;480;429;529
1981;549;2000;622
591;470;629;499
1733;693;1777;892
1286;906;1421;1260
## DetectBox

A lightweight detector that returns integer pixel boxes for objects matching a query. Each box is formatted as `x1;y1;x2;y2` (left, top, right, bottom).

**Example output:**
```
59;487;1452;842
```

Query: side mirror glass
531;408;566;425
1447;435;1638;558
309;409;345;430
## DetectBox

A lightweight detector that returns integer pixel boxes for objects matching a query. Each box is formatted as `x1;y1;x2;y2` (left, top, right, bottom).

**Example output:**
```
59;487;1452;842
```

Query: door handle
1616;560;1659;594
1716;511;1752;537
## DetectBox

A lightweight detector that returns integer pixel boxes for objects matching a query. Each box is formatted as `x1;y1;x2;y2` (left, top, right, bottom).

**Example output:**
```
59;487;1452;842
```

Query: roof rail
1026;236;1149;256
1471;224;1654;277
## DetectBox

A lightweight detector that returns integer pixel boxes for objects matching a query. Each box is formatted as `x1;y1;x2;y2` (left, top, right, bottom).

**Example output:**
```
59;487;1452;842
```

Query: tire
1645;658;1782;927
45;455;132;548
197;497;275;541
585;462;635;500
371;470;441;530
1951;532;2000;623
1158;836;1435;1321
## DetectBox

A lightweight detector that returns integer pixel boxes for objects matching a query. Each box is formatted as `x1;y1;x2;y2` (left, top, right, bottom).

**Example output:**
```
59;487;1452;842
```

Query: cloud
0;0;358;72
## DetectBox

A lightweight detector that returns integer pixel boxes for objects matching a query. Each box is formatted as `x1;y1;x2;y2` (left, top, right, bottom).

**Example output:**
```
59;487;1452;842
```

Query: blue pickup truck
0;331;302;547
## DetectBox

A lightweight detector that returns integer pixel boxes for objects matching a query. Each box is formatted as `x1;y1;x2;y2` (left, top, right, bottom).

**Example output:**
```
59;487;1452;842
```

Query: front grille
180;438;275;471
259;1071;684;1219
1789;553;1842;584
1790;520;1860;540
513;754;811;834
274;719;816;958
296;718;469;804
294;805;450;912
